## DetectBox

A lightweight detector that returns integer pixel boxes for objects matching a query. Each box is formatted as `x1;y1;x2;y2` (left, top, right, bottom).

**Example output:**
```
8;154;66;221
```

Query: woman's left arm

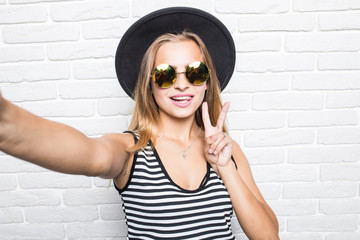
218;140;279;239
202;102;279;239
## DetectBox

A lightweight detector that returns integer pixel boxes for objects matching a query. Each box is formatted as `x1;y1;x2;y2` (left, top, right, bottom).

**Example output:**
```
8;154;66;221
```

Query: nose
173;72;190;90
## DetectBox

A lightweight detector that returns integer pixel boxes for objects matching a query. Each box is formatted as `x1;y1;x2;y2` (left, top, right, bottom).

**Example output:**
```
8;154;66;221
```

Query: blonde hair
128;31;227;151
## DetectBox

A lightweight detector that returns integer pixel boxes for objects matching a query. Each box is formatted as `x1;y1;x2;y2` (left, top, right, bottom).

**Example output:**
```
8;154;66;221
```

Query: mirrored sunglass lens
186;61;209;85
153;64;176;88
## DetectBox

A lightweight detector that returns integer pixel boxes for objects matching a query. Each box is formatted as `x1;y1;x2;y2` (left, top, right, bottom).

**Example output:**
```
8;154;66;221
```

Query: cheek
151;84;167;105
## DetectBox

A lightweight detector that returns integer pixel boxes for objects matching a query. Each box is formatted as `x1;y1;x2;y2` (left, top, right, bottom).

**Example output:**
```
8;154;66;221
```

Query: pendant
182;151;187;160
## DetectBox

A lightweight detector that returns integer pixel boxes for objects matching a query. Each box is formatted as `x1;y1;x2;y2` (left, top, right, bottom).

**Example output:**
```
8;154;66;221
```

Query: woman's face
151;40;207;120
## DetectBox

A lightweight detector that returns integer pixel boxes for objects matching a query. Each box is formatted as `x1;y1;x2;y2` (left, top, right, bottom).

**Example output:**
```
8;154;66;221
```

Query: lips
170;94;194;107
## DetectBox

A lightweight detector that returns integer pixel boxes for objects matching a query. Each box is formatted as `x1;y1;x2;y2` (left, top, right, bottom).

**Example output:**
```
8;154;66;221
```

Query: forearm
0;99;105;176
218;162;279;239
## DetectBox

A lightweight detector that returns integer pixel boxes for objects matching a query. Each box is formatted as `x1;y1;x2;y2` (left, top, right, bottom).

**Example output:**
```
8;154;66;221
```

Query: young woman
0;7;279;240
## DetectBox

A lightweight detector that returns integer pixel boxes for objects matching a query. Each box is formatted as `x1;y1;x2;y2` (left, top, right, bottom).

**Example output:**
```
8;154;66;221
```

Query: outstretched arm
0;91;129;179
202;102;279;239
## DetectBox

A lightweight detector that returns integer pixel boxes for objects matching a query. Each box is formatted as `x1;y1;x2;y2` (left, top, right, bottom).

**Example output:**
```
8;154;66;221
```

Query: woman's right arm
0;91;130;179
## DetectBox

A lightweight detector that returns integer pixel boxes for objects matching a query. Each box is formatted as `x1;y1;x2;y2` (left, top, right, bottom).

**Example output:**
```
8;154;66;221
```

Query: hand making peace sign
202;101;232;167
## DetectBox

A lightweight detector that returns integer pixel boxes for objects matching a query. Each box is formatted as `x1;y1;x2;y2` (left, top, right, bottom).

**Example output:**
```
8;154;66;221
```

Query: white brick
293;0;350;12
3;24;80;44
252;164;317;182
319;12;360;31
319;53;360;70
228;112;285;130
288;146;360;164
234;34;282;52
0;223;64;239
219;93;251;111
0;6;47;24
50;116;128;136
9;0;77;3
97;97;134;116
269;199;317;216
253;92;323;110
0;208;23;224
318;127;360;144
237;54;315;73
278;217;286;232
0;62;70;82
0;46;44;63
280;233;323;240
287;215;358;232
18;172;91;189
93;177;113;187
51;0;129;22
288;110;358;127
132;0;211;17
229;131;244;146
257;183;281;200
244;148;286;165
25;205;98;223
73;60;116;80
0;190;61;207
238;14;314;32
0;174;17;190
292;72;360;90
82;19;134;39
326;233;360;240
58;80;125;99
67;221;127;238
62;188;120;205
47;40;118;60
22;99;95;117
215;0;289;14
216;15;237;34
321;164;360;181
99;204;125;220
0;155;48;173
327;91;360;108
283;182;357;199
320;199;360;214
245;129;315;147
224;73;289;93
286;33;360;52
1;82;57;102
350;0;360;8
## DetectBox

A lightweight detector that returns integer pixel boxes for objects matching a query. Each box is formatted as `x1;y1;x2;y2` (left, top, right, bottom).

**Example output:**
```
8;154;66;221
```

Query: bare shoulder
231;139;249;167
93;132;136;180
98;132;136;150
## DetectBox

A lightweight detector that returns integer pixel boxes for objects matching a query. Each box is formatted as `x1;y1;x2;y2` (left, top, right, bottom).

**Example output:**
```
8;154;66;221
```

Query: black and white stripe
115;140;235;240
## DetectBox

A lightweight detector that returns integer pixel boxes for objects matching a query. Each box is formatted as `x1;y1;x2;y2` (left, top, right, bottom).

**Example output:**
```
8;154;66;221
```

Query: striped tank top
114;134;235;240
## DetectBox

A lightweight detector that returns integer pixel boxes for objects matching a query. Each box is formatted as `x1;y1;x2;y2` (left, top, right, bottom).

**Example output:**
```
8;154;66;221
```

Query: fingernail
208;148;214;154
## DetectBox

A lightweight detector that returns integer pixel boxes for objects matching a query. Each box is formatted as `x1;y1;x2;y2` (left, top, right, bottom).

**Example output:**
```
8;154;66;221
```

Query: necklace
158;127;202;160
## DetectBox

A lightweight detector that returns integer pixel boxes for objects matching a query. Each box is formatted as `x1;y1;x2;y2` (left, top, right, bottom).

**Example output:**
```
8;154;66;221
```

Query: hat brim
115;7;236;98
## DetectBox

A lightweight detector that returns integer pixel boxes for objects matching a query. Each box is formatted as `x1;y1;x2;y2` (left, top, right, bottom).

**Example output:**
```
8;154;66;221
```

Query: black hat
115;7;236;98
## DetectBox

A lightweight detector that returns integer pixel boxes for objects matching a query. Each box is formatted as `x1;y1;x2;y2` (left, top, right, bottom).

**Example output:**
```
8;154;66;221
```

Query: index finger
201;102;212;133
216;102;230;131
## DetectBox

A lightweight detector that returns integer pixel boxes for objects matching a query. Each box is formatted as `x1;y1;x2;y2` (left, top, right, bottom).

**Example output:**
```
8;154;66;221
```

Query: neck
157;112;200;145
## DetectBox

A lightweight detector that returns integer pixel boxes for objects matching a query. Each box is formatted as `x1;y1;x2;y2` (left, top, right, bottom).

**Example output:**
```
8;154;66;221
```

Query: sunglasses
151;61;209;88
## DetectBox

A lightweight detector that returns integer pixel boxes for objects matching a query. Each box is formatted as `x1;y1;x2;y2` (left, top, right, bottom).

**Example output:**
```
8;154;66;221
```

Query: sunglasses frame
151;61;210;89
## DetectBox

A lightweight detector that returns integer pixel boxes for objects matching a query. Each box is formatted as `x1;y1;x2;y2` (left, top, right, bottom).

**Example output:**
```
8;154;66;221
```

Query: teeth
172;96;191;101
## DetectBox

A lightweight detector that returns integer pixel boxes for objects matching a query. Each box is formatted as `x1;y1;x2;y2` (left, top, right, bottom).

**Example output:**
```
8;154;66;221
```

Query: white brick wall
0;0;359;239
